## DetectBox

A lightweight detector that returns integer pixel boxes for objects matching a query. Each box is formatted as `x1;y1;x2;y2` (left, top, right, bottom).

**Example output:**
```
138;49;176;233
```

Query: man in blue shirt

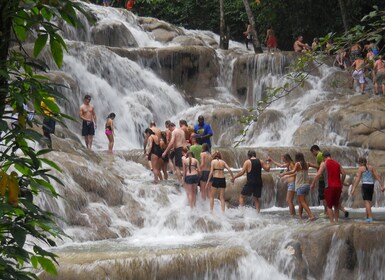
194;115;213;151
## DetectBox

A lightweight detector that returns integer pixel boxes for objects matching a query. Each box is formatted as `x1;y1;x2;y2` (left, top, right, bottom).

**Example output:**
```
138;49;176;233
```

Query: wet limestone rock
91;20;138;48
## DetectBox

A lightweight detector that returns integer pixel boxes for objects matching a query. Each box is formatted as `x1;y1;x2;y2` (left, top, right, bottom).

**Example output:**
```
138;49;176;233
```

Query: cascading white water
27;3;385;280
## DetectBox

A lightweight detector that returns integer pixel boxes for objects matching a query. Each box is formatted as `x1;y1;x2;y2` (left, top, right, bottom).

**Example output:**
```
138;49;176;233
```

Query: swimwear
82;120;95;136
174;147;183;168
375;72;385;85
212;177;226;188
150;141;162;158
324;187;342;209
241;183;262;198
241;159;263;198
185;174;200;184
200;170;213;182
105;129;113;136
352;69;365;84
362;183;374;201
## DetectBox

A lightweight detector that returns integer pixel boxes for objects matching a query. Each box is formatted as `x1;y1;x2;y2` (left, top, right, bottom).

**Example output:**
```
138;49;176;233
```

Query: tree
219;0;228;49
338;0;349;32
242;0;263;53
0;1;92;279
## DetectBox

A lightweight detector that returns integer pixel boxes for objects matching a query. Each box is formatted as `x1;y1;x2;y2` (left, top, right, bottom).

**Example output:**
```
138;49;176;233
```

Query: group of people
293;35;384;95
243;24;278;53
270;145;384;223
144;123;385;223
348;42;385;95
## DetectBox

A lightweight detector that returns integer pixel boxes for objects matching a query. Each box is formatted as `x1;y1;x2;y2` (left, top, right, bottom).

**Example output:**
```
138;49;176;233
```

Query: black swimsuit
150;136;162;158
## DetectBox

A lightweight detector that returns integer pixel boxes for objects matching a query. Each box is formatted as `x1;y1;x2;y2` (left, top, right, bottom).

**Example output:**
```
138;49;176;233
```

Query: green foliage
135;0;385;50
0;1;92;279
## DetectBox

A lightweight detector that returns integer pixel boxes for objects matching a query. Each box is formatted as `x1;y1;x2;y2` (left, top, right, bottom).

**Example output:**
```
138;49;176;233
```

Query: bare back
200;151;212;171
172;128;186;149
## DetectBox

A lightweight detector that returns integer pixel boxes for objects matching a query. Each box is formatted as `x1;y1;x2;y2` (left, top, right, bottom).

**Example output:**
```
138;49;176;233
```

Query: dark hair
84;94;91;100
169;122;176;127
186;151;195;173
282;153;294;164
198;115;204;121
107;113;116;119
247;150;256;158
150;121;156;126
202;143;209;152
295;152;307;170
144;128;154;135
323;151;331;158
310;145;320;152
165;120;171;127
179;119;187;126
212;151;222;160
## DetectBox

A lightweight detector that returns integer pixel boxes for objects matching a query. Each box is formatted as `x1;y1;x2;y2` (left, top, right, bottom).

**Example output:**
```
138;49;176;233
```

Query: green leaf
33;34;48;58
14;25;27;42
31;256;38;269
11;226;27;247
37;257;58;275
49;37;63;68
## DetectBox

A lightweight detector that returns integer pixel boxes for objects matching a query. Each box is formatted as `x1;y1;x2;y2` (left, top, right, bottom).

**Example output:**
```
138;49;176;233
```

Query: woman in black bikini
206;151;234;213
145;128;162;184
183;151;200;209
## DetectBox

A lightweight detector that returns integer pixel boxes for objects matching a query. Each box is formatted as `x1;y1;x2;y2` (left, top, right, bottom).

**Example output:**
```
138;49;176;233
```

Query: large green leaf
33;34;49;58
49;37;63;68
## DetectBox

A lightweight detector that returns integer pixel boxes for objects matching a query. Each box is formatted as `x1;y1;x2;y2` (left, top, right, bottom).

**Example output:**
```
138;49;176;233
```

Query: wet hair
165;120;171;128
282;153;294;164
144;128;154;135
212;151;222;160
247;150;256;158
169;122;176;128
310;145;320;152
84;94;91;100
322;151;331;158
107;113;116;119
201;143;209;152
179;119;187;126
358;157;367;164
150;121;156;126
295;152;307;170
186;151;195;173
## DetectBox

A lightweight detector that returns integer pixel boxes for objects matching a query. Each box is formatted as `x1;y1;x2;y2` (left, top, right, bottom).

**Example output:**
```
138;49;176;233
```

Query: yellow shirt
41;97;55;116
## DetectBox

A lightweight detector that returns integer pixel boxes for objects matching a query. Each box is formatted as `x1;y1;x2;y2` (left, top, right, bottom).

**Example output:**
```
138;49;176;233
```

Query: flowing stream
32;3;385;279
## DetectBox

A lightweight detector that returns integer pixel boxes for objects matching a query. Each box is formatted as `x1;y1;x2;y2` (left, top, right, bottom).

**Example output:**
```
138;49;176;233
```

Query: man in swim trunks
310;151;346;224
79;94;97;150
162;122;186;184
351;55;366;94
231;150;271;213
374;56;385;95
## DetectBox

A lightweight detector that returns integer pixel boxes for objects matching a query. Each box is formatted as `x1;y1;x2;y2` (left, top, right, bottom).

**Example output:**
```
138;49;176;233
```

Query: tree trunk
338;0;349;32
242;0;262;53
219;0;229;50
0;1;17;118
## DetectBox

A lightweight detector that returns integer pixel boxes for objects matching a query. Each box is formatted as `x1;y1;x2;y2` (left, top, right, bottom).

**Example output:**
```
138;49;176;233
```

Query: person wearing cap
310;151;346;223
194;115;213;152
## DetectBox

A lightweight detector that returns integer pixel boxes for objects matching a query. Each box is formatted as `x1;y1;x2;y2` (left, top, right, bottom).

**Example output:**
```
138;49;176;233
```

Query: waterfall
21;3;385;280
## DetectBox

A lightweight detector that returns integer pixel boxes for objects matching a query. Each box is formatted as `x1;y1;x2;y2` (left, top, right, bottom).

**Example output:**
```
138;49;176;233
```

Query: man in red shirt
311;151;346;223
